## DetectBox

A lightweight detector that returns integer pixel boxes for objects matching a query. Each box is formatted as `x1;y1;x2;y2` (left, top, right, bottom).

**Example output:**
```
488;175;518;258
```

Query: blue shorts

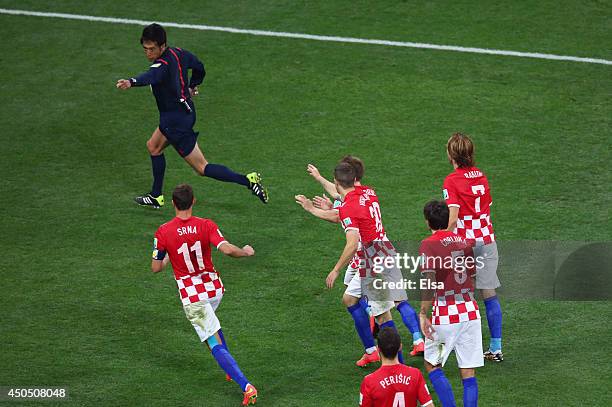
159;108;198;157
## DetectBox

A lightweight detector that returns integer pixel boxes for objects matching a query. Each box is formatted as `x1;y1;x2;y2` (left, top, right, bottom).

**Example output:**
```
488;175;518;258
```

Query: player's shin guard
462;377;478;407
484;296;502;352
203;163;249;186
150;154;166;197
380;320;404;364
211;345;250;391
429;369;457;407
396;301;423;344
347;303;376;353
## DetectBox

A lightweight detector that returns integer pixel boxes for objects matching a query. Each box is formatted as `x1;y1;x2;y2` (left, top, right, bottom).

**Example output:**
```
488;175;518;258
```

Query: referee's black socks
203;163;249;187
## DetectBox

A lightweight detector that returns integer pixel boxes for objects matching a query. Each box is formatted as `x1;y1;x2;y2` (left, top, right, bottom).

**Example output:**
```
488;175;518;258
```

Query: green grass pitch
1;1;610;406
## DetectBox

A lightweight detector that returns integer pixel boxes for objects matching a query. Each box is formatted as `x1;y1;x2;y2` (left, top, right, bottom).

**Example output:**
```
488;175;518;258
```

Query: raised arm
307;164;341;200
117;61;169;89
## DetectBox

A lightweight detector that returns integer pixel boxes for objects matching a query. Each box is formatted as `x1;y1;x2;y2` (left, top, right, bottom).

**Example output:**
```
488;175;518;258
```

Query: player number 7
471;184;485;213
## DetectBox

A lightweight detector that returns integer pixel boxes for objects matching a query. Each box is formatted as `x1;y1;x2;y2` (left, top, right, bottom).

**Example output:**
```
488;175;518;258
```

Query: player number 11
177;241;205;273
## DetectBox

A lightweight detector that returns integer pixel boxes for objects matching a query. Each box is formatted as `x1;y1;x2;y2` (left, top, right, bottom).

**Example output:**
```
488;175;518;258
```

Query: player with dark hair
324;162;417;367
444;132;502;362
296;156;366;287
359;327;433;407
151;184;258;405
419;200;483;407
117;23;268;208
297;157;424;360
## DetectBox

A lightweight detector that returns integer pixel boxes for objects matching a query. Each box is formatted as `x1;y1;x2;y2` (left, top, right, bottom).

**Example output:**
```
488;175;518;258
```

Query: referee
117;24;268;207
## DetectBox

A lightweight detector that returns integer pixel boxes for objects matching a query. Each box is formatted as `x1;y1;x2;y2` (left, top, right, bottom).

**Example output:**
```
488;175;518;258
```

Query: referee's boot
134;193;164;209
246;172;269;204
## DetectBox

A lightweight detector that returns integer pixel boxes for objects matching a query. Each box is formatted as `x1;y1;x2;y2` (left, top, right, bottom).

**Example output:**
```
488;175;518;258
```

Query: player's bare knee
425;362;440;373
375;311;392;324
459;368;476;379
342;294;358;307
146;139;162;155
481;288;496;299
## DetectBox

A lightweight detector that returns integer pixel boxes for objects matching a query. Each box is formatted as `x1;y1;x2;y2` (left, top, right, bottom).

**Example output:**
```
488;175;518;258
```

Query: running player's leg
135;127;168;207
395;300;424;353
209;295;230;351
374;309;405;364
475;242;503;360
425;362;457;407
210;296;232;382
343;290;377;356
454;319;483;407
183;143;269;203
345;273;380;366
345;265;375;333
184;300;257;404
459;369;478;407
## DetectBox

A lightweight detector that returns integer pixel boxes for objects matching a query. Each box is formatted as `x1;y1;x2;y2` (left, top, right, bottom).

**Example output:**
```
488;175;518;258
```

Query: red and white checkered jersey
337;185;386;245
154;216;227;305
443;166;495;245
360;364;433;407
419;230;480;325
360;235;396;278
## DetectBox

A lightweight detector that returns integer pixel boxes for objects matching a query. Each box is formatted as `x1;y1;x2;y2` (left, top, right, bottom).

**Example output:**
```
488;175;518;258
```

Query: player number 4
392;392;405;407
177;241;205;273
471;184;485;213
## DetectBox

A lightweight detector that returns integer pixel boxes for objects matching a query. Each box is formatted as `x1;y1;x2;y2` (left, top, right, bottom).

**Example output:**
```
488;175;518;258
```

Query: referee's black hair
141;23;167;47
377;327;402;359
424;200;449;231
172;184;194;210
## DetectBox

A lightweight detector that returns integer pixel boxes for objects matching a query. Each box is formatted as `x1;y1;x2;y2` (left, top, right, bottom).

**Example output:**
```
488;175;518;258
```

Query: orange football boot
242;383;257;405
356;349;380;367
410;341;424;356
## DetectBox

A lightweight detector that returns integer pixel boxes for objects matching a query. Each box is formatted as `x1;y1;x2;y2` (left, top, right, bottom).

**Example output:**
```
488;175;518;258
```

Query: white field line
1;8;611;66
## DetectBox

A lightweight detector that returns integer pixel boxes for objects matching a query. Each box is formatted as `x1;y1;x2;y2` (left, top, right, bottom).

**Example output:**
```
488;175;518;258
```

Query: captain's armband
152;249;166;261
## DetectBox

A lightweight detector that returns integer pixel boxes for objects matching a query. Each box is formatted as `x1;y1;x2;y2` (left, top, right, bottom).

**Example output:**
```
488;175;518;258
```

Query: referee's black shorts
159;108;198;157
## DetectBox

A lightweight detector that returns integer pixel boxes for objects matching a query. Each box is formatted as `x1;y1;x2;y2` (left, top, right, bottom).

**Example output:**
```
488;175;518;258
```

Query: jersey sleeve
338;204;359;233
359;378;373;407
206;220;227;249
443;175;460;208
131;60;169;87
416;370;433;406
182;49;205;89
152;227;167;260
